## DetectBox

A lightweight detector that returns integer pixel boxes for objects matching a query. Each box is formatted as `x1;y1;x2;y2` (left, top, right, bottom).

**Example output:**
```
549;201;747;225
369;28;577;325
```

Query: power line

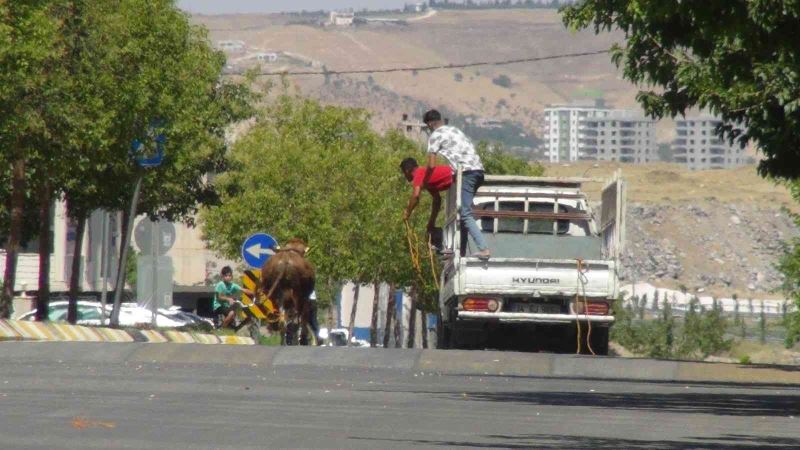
237;49;611;77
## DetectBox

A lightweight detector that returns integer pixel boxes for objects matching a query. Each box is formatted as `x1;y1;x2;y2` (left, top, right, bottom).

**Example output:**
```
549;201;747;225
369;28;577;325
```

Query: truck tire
588;327;609;356
437;320;451;349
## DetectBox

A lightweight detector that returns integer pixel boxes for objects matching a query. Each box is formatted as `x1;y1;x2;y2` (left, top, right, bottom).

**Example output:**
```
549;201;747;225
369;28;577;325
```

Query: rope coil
403;219;440;289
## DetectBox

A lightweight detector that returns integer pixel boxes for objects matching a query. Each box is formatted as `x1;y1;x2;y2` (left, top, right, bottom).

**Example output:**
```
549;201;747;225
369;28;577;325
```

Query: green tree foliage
0;1;67;317
491;74;512;88
562;1;800;180
780;213;800;346
0;0;252;321
201;96;418;310
612;295;730;360
476;142;544;176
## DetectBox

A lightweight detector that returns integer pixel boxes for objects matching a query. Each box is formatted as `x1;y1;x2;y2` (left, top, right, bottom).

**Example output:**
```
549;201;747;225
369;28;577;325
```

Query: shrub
492;74;512;88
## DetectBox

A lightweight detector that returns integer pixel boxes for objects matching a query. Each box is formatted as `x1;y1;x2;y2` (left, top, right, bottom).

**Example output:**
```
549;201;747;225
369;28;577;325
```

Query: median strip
0;319;254;346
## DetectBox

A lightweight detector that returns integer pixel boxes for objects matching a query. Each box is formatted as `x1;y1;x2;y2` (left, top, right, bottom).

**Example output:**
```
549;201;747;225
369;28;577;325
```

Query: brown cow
260;238;315;345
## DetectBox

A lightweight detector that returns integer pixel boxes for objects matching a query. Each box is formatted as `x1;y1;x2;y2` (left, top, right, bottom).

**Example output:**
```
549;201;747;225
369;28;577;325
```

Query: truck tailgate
456;258;616;298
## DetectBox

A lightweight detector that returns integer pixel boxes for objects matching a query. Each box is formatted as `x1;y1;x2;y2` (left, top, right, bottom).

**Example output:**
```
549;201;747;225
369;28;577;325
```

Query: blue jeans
460;170;488;252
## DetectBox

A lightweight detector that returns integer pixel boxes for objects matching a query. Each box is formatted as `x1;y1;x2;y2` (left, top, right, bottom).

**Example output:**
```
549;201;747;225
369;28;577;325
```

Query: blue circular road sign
241;233;278;268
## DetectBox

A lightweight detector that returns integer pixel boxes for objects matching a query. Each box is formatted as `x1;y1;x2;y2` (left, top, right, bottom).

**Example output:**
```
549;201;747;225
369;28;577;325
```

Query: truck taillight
575;301;609;315
462;298;500;312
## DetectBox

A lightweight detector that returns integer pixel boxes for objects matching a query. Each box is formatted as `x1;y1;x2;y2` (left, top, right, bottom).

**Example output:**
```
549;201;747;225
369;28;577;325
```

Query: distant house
328;11;354;27
216;40;245;53
254;52;278;63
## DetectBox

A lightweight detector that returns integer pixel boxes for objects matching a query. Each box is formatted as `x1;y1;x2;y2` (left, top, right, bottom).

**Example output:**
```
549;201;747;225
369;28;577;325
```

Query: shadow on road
351;434;800;449
450;389;800;417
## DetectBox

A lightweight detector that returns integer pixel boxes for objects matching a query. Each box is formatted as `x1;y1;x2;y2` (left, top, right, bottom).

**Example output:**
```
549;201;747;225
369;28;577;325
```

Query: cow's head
281;238;309;257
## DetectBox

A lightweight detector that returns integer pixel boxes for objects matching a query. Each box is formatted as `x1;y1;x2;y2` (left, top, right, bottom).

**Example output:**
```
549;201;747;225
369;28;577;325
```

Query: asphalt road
1;345;799;449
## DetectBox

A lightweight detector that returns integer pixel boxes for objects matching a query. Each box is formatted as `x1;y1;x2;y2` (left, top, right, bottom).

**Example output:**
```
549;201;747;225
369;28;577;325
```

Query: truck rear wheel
588;327;609;356
437;320;451;349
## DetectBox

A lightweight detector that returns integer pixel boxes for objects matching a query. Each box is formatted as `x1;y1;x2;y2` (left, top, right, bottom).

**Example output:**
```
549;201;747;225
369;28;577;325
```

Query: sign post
110;124;166;327
241;233;278;269
134;219;176;327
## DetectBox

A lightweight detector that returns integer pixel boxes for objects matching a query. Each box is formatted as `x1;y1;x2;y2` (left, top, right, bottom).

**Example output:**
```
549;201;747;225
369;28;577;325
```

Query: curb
0;319;254;346
2;342;797;386
0;320;21;341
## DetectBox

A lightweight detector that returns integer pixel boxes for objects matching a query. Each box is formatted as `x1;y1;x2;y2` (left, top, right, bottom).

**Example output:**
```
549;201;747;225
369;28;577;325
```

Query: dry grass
543;161;796;211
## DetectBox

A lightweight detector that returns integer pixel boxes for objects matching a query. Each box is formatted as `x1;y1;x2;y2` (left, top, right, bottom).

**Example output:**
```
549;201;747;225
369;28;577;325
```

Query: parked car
318;328;369;347
16;301;104;326
16;301;212;330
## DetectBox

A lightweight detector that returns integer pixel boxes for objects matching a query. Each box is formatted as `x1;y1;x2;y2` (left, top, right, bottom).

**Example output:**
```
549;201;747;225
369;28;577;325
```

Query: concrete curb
0;319;254;346
2;342;797;386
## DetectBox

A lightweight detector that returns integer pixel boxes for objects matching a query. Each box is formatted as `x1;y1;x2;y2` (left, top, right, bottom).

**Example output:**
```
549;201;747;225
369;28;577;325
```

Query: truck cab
437;171;625;354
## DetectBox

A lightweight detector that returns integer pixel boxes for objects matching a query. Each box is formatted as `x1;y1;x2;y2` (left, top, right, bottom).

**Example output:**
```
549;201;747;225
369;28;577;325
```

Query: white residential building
328;11;355;26
671;117;747;170
542;101;657;163
216;40;245;53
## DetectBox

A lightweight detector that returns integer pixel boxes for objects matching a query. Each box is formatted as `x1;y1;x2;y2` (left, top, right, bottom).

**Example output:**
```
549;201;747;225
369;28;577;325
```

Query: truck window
478;201;570;235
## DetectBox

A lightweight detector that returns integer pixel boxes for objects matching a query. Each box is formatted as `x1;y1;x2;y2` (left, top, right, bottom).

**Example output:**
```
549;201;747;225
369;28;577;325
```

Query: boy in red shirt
401;157;453;235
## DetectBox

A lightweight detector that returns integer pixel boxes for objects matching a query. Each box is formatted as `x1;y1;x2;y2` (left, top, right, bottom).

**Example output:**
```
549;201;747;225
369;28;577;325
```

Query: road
0;343;798;449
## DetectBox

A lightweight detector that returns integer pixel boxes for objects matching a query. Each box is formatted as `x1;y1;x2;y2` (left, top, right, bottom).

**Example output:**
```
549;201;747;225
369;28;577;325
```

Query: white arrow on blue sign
241;233;278;268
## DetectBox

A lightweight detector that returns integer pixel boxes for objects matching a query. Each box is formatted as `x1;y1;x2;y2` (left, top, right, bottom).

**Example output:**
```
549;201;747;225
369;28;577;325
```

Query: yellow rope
575;259;595;355
403;219;440;288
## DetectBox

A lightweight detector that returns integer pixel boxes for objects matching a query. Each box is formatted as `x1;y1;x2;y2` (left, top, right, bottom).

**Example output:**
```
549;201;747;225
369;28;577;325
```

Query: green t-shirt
213;281;242;310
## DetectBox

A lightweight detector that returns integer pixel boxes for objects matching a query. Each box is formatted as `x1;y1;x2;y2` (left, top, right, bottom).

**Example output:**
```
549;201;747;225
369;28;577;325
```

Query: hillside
546;162;799;298
193;10;797;300
193;9;637;147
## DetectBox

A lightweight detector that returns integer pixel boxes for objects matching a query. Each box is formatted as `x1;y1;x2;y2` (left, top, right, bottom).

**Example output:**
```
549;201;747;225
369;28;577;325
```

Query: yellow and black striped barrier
239;269;281;324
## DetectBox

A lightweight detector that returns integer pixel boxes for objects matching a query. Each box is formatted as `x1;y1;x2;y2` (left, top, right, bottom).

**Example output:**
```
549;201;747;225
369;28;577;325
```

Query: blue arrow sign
241;233;278;269
131;119;166;168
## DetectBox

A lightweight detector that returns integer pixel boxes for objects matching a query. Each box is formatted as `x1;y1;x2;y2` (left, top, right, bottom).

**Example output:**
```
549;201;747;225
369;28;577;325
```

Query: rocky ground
621;200;797;297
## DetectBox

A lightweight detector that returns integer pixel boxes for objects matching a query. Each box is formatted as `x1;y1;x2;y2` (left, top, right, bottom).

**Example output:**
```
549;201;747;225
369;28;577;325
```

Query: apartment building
671;117;747;170
542;101;657;163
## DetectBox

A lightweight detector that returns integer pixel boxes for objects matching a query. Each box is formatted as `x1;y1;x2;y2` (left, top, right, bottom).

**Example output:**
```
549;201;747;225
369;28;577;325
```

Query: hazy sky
177;0;412;14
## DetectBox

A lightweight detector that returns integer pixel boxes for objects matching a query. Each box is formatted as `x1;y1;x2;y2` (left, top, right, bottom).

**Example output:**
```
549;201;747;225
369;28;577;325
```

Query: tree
0;1;66;318
491;74;512;88
0;1;252;323
476;142;544;176
201;96;417;333
562;1;800;180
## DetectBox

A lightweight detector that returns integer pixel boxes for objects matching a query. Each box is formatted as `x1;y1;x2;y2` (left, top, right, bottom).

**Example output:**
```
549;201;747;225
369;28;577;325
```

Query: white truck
436;171;625;355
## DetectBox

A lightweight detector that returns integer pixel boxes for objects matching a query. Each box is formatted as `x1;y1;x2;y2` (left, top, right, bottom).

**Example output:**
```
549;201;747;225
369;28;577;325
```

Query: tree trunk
369;281;380;347
394;290;402;348
406;286;418;348
421;308;429;349
1;157;25;318
383;284;395;348
67;213;87;324
347;283;359;346
35;182;52;322
111;178;139;328
116;207;130;285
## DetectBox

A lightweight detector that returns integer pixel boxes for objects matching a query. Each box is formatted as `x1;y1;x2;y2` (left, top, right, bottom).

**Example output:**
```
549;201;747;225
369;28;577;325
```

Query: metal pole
151;219;158;328
99;211;109;326
111;175;143;327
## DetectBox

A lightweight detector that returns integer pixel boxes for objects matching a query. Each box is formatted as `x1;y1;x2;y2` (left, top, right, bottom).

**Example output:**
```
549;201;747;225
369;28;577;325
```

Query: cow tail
265;261;288;302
